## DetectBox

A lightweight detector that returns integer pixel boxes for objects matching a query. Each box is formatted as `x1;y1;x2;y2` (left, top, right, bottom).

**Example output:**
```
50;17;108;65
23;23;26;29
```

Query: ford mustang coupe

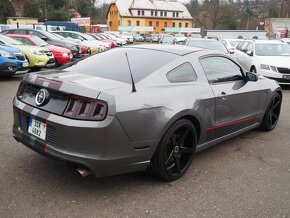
12;45;282;181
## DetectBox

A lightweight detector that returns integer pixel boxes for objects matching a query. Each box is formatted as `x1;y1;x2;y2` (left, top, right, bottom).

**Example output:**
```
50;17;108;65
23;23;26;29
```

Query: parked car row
0;29;127;77
178;35;290;85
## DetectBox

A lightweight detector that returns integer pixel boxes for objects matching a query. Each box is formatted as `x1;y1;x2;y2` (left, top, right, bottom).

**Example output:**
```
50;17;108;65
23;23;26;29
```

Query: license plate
28;118;47;140
22;62;29;67
283;75;290;80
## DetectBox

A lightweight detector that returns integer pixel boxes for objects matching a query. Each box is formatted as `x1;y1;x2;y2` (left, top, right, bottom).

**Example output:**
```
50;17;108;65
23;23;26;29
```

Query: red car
7;34;73;65
86;33;118;48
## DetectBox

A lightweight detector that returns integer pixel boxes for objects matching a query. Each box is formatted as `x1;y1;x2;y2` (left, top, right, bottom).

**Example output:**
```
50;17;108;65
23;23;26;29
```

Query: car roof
51;30;75;33
124;44;203;56
243;39;286;44
187;38;220;42
8;28;43;32
6;34;33;38
223;39;244;41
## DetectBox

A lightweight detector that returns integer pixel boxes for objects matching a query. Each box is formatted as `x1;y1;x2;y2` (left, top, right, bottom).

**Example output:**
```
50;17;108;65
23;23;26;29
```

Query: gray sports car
13;45;282;181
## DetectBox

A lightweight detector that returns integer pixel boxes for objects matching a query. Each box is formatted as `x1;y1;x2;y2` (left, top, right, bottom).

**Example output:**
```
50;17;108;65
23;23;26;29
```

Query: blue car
0;44;29;77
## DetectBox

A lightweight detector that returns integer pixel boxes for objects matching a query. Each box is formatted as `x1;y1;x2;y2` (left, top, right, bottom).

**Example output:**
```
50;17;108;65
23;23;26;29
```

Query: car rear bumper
54;55;72;65
12;98;157;177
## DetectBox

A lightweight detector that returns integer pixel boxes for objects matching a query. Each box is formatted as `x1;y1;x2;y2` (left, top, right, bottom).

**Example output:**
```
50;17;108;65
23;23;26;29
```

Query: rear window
188;40;228;54
63;48;178;83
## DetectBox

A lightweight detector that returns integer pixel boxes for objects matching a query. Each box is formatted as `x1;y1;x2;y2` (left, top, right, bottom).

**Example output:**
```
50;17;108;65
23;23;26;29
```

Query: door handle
217;92;227;100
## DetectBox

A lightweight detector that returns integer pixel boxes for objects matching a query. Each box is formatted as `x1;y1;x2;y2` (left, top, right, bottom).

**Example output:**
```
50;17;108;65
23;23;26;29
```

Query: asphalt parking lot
0;75;289;218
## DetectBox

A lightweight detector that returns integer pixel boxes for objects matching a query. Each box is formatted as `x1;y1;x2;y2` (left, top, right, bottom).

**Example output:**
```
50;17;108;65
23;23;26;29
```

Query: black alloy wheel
150;119;197;181
260;92;282;131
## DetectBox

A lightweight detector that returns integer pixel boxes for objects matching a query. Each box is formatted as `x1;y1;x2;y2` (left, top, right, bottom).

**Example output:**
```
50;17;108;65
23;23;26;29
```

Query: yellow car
51;31;106;54
0;34;49;70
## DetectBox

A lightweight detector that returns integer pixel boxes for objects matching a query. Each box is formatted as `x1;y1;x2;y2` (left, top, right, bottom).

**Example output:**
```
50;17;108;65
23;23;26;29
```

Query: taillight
16;80;27;99
64;95;108;121
80;45;89;54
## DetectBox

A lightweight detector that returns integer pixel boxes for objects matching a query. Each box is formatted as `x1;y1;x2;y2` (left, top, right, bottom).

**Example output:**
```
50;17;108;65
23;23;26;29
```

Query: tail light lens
16;80;27;99
80;45;89;55
64;95;108;121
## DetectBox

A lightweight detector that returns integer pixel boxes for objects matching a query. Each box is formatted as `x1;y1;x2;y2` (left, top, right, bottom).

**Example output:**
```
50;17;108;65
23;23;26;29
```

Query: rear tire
150;119;197;181
260;92;282;131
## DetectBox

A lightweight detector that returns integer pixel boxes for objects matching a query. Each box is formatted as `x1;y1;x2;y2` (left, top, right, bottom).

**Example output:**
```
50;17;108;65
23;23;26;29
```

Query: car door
235;42;249;69
200;56;260;138
242;42;254;71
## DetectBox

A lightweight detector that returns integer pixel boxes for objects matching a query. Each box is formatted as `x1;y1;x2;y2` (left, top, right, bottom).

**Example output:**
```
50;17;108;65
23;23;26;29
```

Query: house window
109;21;112;27
173;12;175;17
176;12;179;17
164;22;168;27
136;21;140;26
155;11;158;16
172;22;175;27
138;10;140;15
164;12;167;17
128;20;131;26
149;21;152;26
185;23;188;28
179;22;182;28
156;21;159;27
160;11;163;16
142;10;144;16
151;11;154;16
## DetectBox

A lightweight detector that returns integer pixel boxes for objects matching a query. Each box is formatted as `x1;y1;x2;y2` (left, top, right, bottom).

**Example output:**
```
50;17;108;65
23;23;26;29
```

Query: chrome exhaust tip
76;167;92;177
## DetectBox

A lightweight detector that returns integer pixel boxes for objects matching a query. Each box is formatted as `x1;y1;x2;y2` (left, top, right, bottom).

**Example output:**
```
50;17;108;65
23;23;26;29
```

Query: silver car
13;45;282;181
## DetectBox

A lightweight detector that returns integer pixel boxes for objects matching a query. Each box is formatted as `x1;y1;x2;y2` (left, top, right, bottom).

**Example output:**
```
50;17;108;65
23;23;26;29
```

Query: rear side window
16;38;33;45
167;63;197;83
63;48;178;83
13;29;27;34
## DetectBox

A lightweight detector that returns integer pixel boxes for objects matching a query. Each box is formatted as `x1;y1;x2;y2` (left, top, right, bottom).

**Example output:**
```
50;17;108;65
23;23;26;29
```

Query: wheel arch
158;110;202;145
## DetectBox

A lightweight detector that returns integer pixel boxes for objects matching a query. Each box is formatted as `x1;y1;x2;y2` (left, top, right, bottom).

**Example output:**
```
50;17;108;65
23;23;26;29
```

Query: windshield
175;34;185;37
229;41;242;47
62;48;177;83
0;34;23;45
188;40;228;53
107;34;116;39
163;37;174;43
84;34;96;41
41;30;62;40
31;35;48;46
255;43;290;56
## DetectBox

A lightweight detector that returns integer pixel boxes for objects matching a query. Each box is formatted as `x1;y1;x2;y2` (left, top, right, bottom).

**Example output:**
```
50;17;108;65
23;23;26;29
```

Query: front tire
150;119;197;181
260;92;282;131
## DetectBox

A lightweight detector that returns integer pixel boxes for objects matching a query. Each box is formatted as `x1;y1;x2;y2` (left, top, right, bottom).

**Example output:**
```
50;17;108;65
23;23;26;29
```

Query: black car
2;28;81;58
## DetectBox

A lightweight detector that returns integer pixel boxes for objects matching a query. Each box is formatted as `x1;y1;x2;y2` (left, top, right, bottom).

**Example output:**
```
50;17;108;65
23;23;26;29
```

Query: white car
234;40;290;84
281;38;290;45
102;33;127;46
174;33;187;43
121;32;134;43
222;39;244;54
52;31;111;53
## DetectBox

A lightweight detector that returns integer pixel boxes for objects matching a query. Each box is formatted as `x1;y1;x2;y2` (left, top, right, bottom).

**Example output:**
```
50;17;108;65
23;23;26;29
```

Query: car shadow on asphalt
0;75;24;82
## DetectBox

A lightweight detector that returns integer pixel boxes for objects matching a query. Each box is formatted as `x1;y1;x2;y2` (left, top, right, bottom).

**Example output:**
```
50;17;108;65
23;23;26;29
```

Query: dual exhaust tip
76;166;92;177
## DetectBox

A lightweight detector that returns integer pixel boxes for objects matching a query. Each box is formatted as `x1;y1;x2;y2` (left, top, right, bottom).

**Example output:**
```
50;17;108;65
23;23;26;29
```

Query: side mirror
246;50;253;56
245;72;258;82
